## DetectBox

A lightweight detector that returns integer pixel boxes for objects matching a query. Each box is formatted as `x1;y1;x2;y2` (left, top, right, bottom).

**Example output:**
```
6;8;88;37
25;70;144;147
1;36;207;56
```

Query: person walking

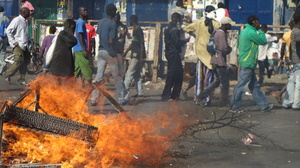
115;12;128;79
3;7;31;85
197;17;234;106
123;15;146;99
230;15;273;113
282;7;300;110
73;7;93;86
183;5;220;106
271;20;296;104
39;25;56;74
91;3;127;106
257;24;276;85
0;6;10;75
161;13;188;101
48;19;77;78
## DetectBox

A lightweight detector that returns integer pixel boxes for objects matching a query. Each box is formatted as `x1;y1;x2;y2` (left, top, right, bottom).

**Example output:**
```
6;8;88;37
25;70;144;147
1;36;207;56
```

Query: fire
2;75;190;167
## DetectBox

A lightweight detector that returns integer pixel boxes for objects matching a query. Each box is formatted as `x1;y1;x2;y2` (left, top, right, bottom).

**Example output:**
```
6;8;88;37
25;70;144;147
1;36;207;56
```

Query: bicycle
4;39;43;74
27;39;43;74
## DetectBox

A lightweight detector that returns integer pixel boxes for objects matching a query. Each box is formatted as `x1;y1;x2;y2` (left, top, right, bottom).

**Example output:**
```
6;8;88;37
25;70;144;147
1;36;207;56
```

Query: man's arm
5;18;18;47
91;27;97;56
171;29;187;49
62;31;78;48
91;37;96;56
183;21;197;33
280;42;286;60
77;21;88;57
137;27;145;62
123;43;132;57
4;16;10;25
108;21;116;44
78;32;88;57
250;29;267;45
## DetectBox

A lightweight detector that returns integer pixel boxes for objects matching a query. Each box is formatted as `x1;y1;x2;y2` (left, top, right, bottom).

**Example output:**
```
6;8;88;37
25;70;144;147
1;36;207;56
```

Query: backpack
0;21;7;38
206;30;217;55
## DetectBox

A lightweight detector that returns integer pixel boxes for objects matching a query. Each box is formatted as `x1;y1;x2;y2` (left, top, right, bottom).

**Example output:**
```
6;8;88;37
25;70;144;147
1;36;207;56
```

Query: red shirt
85;23;97;53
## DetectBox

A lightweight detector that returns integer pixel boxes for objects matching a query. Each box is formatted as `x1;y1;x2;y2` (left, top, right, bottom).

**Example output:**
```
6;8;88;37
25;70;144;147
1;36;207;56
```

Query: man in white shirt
3;7;31;85
258;24;276;85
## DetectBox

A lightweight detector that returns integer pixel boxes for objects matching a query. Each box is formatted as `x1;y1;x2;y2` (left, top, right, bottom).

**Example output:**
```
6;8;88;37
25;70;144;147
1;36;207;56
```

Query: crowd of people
0;0;299;111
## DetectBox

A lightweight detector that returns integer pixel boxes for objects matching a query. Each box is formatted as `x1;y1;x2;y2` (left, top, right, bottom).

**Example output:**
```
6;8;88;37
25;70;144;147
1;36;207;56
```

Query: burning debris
0;75;189;167
1;104;99;143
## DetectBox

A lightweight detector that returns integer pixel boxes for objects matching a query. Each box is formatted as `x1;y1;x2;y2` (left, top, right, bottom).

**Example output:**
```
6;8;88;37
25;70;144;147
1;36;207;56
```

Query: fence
32;18;290;82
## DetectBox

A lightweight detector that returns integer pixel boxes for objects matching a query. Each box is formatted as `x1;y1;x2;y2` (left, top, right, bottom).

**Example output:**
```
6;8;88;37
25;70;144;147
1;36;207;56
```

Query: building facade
0;0;298;25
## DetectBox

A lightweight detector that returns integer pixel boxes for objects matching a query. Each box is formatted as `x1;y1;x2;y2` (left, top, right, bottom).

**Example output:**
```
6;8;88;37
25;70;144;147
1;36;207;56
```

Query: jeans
0;38;7;73
91;50;126;104
231;67;269;110
282;64;300;109
124;57;144;99
198;66;229;102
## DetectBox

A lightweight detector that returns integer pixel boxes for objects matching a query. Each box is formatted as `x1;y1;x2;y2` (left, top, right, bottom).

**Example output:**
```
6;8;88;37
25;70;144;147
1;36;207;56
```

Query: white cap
220;17;236;25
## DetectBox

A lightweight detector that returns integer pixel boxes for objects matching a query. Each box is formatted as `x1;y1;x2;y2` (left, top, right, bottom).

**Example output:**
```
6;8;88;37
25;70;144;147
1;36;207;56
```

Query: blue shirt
73;18;87;52
97;18;116;55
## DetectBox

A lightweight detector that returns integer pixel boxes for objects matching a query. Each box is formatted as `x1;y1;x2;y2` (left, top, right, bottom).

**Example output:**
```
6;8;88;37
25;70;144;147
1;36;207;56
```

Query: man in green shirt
230;15;273;113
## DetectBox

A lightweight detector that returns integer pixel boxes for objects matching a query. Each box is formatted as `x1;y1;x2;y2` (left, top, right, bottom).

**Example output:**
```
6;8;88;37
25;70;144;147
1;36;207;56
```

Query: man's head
217;2;225;8
176;0;184;8
0;6;4;13
289;20;296;29
106;3;117;17
129;15;138;26
220;17;235;30
49;25;56;34
247;15;260;29
20;7;30;19
171;13;182;25
205;5;216;19
78;7;88;18
115;12;121;23
205;5;215;13
64;19;76;33
20;0;26;3
261;24;268;33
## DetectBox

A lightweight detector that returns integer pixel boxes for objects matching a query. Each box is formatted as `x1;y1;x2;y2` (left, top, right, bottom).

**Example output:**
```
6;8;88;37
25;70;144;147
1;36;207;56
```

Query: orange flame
2;75;190;167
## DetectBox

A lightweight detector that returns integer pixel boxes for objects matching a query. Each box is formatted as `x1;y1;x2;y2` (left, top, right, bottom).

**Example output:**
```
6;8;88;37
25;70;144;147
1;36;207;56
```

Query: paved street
0;72;299;168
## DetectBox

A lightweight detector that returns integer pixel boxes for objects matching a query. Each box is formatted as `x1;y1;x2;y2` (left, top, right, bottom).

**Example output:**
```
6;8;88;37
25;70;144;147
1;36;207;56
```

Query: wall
1;0;19;17
30;0;57;20
126;0;169;22
72;0;109;20
227;0;274;25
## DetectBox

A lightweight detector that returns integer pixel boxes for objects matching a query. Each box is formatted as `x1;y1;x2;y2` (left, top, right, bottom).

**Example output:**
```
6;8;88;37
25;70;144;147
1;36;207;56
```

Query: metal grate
1;105;99;143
